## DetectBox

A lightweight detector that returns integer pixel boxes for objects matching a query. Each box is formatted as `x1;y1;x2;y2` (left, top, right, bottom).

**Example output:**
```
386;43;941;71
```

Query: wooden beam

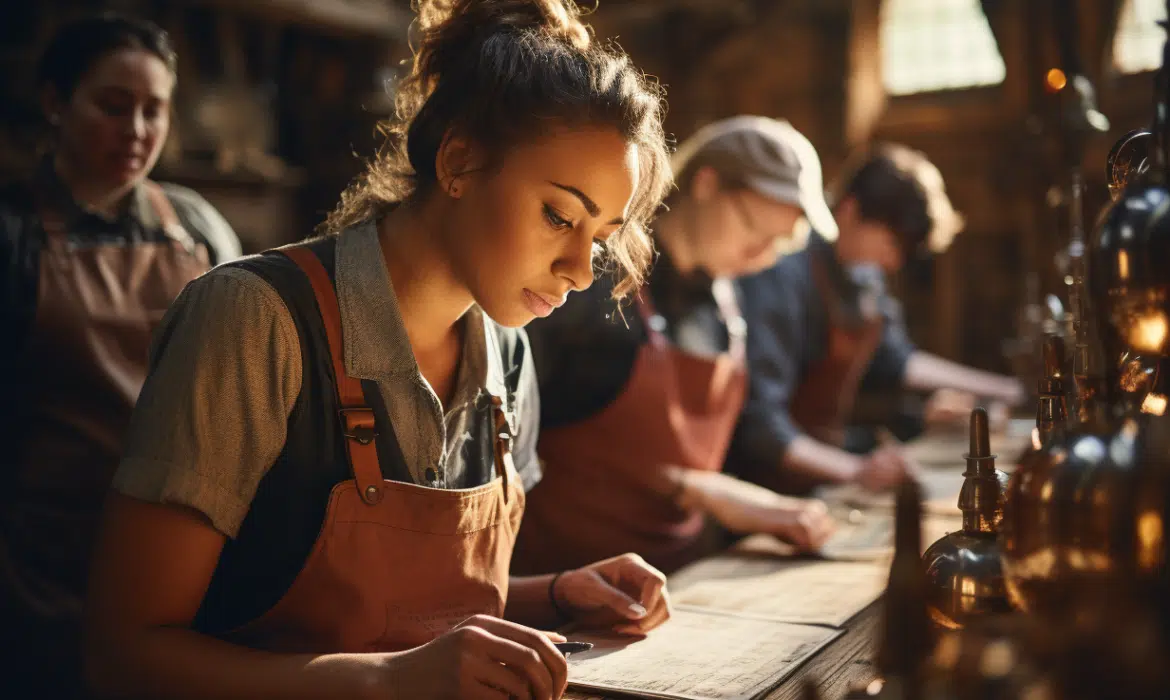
187;0;411;39
844;0;886;146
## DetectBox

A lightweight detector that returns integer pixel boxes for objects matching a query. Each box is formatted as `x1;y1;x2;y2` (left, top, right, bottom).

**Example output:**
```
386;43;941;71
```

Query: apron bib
766;253;885;495
1;181;209;696
224;246;525;653
513;279;747;575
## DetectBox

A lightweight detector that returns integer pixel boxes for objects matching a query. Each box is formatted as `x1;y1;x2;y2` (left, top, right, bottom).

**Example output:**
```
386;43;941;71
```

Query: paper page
728;511;961;562
667;556;887;627
566;608;840;700
901;425;1033;467
817;468;966;515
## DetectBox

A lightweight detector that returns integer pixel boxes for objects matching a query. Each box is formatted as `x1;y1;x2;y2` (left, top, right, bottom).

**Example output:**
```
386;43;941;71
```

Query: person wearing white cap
511;116;838;576
729;143;1026;497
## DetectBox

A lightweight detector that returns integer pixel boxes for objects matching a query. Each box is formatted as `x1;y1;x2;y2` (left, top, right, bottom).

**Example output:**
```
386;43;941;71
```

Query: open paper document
667;556;887;627
566;608;840;700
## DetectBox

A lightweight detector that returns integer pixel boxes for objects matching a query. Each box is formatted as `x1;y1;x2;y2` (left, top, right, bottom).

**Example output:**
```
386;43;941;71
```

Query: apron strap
808;252;846;326
281;246;386;506
142;181;200;256
633;290;669;349
35;193;70;255
710;277;747;363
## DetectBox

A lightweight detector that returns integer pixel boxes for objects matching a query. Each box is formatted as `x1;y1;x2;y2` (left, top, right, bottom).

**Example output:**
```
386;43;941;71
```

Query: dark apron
513;279;747;575
755;253;885;496
0;181;209;697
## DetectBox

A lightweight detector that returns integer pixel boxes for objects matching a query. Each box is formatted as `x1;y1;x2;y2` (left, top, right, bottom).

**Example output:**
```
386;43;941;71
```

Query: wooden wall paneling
844;0;885;148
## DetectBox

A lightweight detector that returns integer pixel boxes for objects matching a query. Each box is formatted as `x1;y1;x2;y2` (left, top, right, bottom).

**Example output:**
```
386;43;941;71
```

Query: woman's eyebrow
548;181;625;225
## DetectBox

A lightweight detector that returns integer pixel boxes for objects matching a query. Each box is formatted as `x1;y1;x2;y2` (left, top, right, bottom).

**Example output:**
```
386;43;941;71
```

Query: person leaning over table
81;2;674;699
728;143;1026;498
0;13;241;699
511;116;837;577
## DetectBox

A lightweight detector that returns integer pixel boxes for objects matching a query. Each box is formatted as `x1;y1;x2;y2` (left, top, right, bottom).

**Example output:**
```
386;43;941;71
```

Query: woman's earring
449;182;461;198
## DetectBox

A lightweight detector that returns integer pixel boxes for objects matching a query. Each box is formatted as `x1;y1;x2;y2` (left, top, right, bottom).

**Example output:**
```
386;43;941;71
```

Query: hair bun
416;0;591;50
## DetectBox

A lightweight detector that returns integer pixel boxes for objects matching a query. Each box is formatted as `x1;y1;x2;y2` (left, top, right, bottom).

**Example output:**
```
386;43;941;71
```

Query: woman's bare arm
84;493;387;700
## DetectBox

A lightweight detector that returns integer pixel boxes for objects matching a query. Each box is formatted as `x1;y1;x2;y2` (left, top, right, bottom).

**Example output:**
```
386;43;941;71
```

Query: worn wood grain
764;603;880;700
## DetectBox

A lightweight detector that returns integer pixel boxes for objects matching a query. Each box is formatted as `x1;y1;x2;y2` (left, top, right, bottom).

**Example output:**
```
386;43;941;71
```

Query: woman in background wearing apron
84;3;671;699
0;14;239;698
513;117;837;576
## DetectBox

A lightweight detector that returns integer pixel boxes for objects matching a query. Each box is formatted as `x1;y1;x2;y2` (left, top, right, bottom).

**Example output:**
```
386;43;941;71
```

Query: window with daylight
880;0;1006;96
1114;0;1168;74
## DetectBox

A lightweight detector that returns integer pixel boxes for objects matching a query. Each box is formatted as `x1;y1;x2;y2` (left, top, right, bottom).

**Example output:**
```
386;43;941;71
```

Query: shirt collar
34;157;156;230
333;219;506;399
809;230;860;298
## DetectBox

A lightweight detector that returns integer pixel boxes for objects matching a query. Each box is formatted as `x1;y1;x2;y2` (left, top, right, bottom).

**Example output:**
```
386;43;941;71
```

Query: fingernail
551;632;567;642
629;603;647;618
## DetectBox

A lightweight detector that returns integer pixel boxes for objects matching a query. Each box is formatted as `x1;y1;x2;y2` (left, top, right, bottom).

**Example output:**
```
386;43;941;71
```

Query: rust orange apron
1;181;209;697
224;246;525;653
758;254;885;496
512;279;747;575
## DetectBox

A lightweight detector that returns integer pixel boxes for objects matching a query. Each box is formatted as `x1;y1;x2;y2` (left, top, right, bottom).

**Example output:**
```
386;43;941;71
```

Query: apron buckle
340;408;378;445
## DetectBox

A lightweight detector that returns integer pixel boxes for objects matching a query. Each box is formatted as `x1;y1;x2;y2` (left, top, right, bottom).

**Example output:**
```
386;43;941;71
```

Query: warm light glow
881;0;1006;95
1141;392;1168;416
979;640;1016;679
1114;0;1168;74
1045;68;1067;92
932;634;962;669
1138;510;1165;569
1031;427;1042;450
1118;250;1130;280
1128;311;1169;352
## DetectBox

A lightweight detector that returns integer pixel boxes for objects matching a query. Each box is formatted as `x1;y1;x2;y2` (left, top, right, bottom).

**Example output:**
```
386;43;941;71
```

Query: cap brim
744;176;838;241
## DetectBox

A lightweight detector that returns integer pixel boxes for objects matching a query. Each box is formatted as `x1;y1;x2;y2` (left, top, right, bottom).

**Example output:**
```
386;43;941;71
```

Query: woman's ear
435;130;483;199
688;165;721;202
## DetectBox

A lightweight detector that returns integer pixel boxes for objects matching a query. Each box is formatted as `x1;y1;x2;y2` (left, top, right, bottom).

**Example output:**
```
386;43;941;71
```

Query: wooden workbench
568;425;1033;700
765;603;880;700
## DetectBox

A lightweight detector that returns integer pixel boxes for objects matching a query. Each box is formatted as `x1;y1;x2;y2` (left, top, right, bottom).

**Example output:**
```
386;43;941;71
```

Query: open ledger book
564;552;896;699
564;503;962;698
564;607;841;700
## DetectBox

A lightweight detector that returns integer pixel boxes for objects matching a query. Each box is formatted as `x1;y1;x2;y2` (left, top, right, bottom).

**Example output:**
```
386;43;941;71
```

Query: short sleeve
162;183;244;265
111;267;302;537
512;332;543;492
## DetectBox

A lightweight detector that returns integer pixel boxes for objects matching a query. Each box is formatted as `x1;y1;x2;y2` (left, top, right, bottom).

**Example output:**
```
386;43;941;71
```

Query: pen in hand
555;641;594;657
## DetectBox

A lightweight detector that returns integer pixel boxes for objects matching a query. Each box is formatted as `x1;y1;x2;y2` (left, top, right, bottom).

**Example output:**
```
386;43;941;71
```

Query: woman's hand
380;615;569;700
924;388;977;427
677;469;837;551
552;554;671;636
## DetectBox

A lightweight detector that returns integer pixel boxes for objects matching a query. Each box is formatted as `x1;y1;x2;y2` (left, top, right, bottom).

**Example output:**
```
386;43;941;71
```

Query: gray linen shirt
112;220;541;537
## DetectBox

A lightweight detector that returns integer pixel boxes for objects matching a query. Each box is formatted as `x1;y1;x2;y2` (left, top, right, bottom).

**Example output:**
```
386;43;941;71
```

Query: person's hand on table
924;388;977;427
386;614;569;700
856;445;919;492
552;553;671;636
676;470;836;552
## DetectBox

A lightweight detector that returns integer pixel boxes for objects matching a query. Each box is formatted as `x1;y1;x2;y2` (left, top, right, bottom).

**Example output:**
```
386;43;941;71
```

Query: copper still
922;408;1012;629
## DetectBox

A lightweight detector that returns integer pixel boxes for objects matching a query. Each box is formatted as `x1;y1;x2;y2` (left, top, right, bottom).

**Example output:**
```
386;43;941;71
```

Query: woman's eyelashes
543;204;574;231
544;203;609;257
